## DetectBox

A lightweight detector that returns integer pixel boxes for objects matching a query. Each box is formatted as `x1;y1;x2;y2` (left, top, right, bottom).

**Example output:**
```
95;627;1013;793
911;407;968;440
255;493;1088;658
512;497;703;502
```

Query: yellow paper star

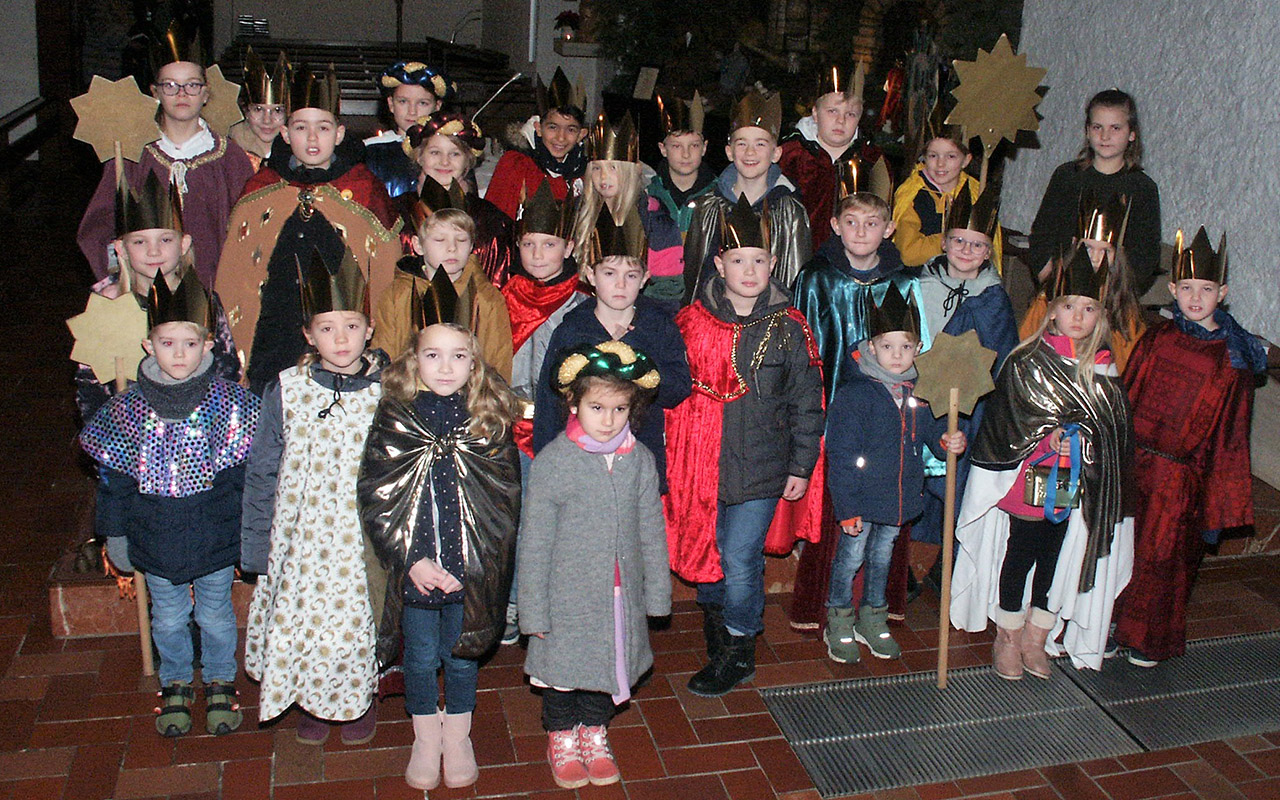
914;330;997;417
70;75;161;162
945;34;1046;154
203;64;245;136
67;293;149;384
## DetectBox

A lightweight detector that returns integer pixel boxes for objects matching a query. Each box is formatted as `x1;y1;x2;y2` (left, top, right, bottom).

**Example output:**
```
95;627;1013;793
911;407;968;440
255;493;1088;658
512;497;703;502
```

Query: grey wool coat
517;435;671;694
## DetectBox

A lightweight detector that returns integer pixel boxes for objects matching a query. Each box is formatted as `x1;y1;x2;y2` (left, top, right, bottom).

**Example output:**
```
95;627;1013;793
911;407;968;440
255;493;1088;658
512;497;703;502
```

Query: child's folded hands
408;558;463;594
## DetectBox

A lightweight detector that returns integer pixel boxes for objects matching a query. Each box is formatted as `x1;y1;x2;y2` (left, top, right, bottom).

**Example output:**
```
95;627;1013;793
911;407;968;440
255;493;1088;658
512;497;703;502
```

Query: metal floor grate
1061;630;1280;750
761;632;1280;798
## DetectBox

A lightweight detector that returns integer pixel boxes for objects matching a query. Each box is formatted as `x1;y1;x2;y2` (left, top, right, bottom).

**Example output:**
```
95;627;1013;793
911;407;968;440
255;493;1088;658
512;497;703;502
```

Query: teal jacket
792;236;929;404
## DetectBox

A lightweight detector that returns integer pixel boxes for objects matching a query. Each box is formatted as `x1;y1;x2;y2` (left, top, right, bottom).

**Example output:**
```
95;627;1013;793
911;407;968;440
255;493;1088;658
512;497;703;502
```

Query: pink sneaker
547;728;589;789
577;724;620;785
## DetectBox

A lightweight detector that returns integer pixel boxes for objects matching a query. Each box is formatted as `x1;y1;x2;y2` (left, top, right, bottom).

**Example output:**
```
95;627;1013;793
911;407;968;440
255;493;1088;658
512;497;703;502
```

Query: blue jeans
402;602;477;715
146;565;237;685
826;523;900;609
695;497;778;637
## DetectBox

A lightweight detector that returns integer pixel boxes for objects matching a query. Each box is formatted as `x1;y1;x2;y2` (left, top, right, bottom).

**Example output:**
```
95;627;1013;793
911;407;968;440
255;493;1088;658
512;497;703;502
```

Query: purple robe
77;133;254;288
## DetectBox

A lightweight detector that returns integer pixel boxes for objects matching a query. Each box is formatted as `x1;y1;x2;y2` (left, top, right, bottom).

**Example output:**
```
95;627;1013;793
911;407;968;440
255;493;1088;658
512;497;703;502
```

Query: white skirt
948;465;1134;670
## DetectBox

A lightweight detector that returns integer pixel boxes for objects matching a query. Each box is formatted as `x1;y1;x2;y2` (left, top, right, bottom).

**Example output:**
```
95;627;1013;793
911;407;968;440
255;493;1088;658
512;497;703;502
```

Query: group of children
73;31;1272;792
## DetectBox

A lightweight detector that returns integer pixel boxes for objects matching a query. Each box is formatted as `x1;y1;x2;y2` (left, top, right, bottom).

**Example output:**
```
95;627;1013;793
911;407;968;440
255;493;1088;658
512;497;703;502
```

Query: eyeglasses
155;81;207;96
247;104;286;119
947;235;991;254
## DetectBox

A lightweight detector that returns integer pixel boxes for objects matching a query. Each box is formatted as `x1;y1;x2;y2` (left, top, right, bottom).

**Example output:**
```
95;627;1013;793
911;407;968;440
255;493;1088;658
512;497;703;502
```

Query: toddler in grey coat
518;340;671;789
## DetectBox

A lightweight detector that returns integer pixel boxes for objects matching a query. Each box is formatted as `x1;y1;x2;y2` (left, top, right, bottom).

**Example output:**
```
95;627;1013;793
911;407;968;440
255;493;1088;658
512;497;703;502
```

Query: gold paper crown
150;20;206;72
816;61;867;102
289;63;340;116
409;178;469;232
1048;245;1109;302
297;246;369;319
115;154;184;237
834;157;893;207
944;183;999;240
657;91;705;137
410;264;460;334
147;265;213;332
719;194;771;253
730;88;782;140
554;340;661;394
1077;191;1130;247
518;180;575;240
587;110;638;162
585;205;648;266
1170;227;1227;284
867;282;921;340
536;67;586;115
243;47;291;106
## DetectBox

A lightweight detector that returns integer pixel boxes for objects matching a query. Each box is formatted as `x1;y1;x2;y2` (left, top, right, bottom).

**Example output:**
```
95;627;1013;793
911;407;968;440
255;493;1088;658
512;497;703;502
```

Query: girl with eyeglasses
77;28;253;289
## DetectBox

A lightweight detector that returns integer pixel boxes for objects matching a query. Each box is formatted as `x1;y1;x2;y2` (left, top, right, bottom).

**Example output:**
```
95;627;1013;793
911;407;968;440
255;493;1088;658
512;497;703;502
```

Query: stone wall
1002;0;1279;340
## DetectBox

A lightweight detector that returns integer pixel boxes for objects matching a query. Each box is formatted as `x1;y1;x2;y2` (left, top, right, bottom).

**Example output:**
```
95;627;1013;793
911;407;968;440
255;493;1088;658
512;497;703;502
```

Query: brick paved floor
3;155;1279;800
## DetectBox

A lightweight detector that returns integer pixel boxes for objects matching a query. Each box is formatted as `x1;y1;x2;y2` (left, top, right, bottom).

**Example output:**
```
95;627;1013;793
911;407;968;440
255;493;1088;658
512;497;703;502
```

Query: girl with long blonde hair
359;322;522;792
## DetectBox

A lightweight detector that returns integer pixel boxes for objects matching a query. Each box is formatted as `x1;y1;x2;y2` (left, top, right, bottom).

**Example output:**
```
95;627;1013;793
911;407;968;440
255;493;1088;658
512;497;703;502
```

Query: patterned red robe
1112;319;1255;660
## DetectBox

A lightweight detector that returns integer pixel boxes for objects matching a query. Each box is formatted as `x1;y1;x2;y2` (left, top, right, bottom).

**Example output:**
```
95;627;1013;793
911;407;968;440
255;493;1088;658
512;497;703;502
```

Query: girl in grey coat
518;340;671;789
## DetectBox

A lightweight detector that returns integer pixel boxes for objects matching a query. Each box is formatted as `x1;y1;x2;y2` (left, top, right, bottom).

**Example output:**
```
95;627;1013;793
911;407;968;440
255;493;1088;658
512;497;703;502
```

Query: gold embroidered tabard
244;366;383;722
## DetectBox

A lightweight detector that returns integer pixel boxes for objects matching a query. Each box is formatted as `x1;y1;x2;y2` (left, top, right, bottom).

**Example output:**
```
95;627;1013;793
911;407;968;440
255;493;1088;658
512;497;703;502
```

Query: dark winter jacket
96;465;246;583
700;277;825;504
825;359;950;526
532;295;692;492
82;364;259;584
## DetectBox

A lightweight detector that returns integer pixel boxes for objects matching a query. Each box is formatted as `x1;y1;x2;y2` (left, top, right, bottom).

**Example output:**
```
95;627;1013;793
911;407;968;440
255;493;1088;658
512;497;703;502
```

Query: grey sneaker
854;605;902;660
501;601;520;645
824;607;860;663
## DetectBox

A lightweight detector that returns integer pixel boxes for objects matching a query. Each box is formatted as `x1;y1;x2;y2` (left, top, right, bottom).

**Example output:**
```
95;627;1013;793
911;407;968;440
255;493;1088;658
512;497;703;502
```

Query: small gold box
1022;465;1080;509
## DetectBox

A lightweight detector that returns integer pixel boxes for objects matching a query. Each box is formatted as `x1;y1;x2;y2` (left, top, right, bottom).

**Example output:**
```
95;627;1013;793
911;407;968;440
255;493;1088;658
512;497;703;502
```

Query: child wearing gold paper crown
519;341;670;789
78;21;253;287
80;268;259;738
1019;193;1145;372
241;248;385;746
359;320;523;791
683;88;812;300
216;63;400;395
571;111;684;306
75;167;240;423
666;197;824;698
370;186;512;375
778;62;891;252
950;246;1133;676
1112;229;1271;667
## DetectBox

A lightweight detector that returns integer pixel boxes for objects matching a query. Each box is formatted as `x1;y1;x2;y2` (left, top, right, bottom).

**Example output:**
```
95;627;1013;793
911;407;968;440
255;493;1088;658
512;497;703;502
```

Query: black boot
687;633;755;697
698;603;728;661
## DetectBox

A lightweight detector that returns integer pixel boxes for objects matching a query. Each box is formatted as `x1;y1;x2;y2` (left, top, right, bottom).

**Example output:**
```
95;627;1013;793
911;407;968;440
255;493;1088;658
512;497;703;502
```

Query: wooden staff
937;387;959;689
115;355;154;677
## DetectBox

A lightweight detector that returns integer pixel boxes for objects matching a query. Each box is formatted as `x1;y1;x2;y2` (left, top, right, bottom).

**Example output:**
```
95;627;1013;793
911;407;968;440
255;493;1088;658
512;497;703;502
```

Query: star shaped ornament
70;75;161;162
67;293;149;384
202;64;245;135
945;34;1046;160
914;330;997;417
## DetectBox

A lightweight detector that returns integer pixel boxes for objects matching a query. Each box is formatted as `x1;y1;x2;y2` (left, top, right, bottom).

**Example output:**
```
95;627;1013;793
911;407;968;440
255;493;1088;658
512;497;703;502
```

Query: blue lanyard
1029;423;1081;524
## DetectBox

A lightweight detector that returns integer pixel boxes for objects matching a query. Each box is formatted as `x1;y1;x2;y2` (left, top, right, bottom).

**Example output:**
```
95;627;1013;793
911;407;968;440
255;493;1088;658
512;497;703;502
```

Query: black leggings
999;516;1069;613
541;689;615;732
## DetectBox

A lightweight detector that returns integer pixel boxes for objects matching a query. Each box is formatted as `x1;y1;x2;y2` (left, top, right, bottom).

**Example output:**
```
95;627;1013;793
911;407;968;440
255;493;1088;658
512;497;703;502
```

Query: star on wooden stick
914;330;997;417
67;293;149;383
945;34;1046;172
70;76;161;162
202;64;245;135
